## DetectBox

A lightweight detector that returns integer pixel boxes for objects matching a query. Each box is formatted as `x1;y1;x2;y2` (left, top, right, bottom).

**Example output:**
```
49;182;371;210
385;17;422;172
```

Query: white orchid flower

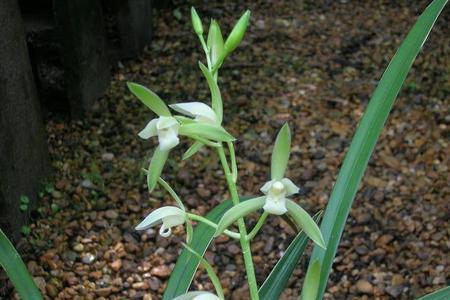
138;116;180;151
128;81;233;190
170;102;218;125
260;178;300;215
135;206;186;237
214;124;326;249
172;291;220;300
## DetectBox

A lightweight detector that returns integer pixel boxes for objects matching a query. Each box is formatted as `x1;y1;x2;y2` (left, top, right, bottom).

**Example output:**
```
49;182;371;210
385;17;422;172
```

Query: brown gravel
3;1;449;299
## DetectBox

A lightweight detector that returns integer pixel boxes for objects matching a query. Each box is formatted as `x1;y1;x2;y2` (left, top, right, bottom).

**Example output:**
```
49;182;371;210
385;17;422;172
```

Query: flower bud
207;20;225;67
191;7;203;35
224;10;251;55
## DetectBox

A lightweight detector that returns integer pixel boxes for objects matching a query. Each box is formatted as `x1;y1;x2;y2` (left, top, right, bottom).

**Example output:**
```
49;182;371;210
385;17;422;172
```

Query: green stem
187;213;240;240
158;177;185;210
227;141;238;183
198;34;212;71
246;212;268;241
217;145;259;300
191;135;221;147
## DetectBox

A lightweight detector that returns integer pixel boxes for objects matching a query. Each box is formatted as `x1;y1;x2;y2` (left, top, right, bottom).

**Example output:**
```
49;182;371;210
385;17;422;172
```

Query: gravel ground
3;1;449;299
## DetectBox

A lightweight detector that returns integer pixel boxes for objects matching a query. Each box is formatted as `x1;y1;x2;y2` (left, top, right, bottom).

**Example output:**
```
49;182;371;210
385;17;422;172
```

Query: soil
3;1;449;299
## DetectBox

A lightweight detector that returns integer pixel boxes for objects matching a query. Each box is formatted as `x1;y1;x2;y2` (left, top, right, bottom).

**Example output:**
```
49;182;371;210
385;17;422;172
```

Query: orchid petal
215;197;265;236
138;118;158;139
280;178;300;196
260;179;276;194
127;82;171;116
172;292;220;300
271;123;291;180
263;194;287;215
135;206;185;231
147;147;169;191
286;199;326;249
156;116;180;151
170;102;218;124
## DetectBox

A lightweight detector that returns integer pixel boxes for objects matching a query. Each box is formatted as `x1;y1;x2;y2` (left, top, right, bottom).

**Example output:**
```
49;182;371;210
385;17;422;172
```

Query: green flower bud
224;10;251;55
207;20;225;67
191;7;203;35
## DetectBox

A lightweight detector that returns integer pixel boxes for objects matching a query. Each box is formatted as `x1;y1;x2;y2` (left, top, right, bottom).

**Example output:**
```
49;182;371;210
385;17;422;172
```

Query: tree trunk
53;0;110;118
114;0;153;58
0;0;51;239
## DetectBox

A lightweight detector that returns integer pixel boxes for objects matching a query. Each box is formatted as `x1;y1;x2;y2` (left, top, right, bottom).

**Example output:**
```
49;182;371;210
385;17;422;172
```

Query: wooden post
0;0;51;239
113;0;153;58
53;0;110;117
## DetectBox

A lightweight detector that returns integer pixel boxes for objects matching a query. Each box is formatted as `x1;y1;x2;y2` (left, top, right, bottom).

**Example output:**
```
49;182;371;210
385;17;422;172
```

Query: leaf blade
162;197;251;299
0;229;43;300
307;1;448;299
301;259;321;300
258;227;310;299
417;286;450;300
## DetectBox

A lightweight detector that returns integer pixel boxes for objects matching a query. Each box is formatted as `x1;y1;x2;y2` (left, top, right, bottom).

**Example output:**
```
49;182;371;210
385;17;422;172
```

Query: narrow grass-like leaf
259;213;321;300
182;244;224;299
417;286;450;300
179;123;235;142
214;197;265;236
199;62;223;123
127;82;171;116
301;260;321;300
0;229;43;300
147;147;169;191
307;1;448;299
271;123;291;180
163;197;251;299
286;200;325;249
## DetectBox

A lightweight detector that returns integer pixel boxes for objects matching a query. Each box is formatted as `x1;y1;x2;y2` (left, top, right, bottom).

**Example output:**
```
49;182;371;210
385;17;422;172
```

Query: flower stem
187;213;240;240
217;145;259;300
158;177;185;210
227;141;238;183
246;212;268;241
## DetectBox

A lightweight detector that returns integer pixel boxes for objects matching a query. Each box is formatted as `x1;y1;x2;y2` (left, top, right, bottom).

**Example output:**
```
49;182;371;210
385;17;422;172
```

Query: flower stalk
217;145;259;300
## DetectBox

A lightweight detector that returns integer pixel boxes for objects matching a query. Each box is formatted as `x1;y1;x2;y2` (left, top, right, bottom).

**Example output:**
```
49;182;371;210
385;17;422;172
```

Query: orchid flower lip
138;116;180;151
135;206;186;238
260;178;300;215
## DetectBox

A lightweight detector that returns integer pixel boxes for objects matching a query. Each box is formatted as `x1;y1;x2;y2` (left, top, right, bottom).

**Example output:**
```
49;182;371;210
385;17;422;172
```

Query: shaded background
1;0;449;299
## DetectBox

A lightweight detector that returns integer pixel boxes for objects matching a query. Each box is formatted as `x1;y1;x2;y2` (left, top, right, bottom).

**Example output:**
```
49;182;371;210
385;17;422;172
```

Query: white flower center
270;181;285;199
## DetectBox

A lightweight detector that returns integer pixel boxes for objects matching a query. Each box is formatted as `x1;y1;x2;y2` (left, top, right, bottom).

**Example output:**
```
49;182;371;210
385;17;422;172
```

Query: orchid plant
128;7;324;300
126;2;449;300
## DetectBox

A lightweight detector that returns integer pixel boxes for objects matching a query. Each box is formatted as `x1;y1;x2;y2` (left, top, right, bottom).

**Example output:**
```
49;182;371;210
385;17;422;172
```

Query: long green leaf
163;197;250;299
307;1;448;299
0;229;43;300
301;259;321;300
258;227;310;299
417;286;450;300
